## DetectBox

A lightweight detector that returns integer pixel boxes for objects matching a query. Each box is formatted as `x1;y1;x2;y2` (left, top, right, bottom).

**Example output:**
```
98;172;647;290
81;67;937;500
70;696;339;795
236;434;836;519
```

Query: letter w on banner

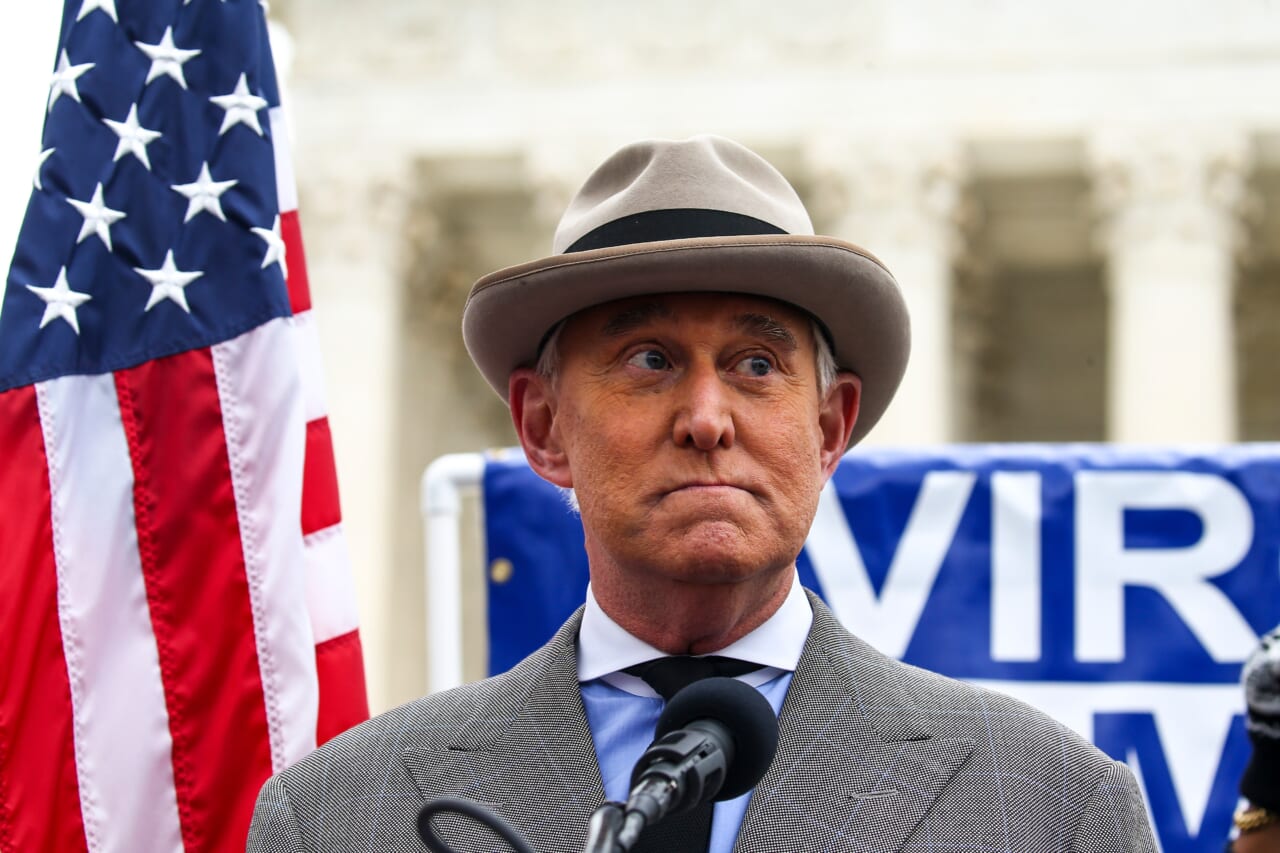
0;3;368;851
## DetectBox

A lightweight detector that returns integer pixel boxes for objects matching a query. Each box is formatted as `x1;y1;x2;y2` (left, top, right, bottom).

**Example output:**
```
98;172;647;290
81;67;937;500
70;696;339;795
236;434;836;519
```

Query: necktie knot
620;655;764;853
624;655;762;701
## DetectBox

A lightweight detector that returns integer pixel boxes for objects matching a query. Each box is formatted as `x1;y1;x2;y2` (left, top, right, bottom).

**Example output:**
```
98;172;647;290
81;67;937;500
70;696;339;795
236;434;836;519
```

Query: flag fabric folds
0;3;369;850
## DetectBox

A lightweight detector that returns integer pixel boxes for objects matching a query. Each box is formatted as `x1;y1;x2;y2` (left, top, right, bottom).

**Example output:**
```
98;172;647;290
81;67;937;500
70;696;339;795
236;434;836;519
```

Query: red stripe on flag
302;417;342;536
0;386;88;853
314;630;370;745
281;210;311;316
114;352;273;853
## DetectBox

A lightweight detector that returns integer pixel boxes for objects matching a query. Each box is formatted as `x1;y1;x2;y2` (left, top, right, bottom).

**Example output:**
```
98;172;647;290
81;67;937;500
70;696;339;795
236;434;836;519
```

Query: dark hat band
564;208;787;253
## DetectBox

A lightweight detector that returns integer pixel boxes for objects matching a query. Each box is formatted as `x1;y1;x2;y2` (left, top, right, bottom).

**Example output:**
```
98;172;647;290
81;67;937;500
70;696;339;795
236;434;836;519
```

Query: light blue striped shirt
576;577;811;853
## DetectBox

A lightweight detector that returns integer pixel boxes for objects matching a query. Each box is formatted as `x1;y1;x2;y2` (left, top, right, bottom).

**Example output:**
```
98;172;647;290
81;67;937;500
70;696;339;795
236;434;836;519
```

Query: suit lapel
396;594;974;853
401;610;607;853
735;596;974;853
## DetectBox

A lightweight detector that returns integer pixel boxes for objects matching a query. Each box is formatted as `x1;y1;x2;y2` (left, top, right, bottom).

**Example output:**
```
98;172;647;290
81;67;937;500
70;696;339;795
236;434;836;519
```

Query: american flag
0;2;369;850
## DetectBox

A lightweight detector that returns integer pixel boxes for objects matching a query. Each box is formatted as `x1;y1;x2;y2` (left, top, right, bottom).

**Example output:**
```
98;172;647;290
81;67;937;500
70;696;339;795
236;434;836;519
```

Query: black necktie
623;656;762;853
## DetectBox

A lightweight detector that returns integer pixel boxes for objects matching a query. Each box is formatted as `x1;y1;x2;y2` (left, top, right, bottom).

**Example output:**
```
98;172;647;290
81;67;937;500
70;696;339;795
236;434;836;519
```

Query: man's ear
509;368;573;488
818;371;861;478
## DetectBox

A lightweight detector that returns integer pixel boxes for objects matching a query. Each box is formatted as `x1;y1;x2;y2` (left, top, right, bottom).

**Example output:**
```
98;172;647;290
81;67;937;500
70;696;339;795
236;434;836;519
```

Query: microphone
616;676;779;849
421;678;779;853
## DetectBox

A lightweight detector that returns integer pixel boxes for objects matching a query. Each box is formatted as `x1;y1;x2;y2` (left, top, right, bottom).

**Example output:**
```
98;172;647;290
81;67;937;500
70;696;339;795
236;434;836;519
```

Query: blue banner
482;444;1280;852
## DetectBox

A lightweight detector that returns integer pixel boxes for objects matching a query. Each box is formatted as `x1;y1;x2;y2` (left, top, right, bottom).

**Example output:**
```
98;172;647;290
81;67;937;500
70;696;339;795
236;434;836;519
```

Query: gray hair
535;317;838;396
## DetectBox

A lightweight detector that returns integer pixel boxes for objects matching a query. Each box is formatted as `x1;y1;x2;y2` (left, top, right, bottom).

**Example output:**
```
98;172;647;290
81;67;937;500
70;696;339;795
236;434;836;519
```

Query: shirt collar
577;572;812;684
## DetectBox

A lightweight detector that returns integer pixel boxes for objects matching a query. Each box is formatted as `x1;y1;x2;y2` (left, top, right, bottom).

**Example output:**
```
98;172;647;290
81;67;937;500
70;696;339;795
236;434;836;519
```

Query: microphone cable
417;796;538;853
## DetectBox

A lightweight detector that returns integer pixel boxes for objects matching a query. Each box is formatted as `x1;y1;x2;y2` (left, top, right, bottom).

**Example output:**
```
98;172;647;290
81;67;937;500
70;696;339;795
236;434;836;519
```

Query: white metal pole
421;452;485;694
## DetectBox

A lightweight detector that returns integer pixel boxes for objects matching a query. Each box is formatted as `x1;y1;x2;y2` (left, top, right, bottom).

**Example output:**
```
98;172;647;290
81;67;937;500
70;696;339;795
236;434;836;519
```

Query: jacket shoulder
247;612;582;852
283;612;574;782
802;595;1155;851
806;590;1108;767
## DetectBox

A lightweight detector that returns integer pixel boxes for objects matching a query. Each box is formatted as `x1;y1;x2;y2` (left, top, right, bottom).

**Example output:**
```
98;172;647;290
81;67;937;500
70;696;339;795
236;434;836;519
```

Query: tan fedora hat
462;135;911;446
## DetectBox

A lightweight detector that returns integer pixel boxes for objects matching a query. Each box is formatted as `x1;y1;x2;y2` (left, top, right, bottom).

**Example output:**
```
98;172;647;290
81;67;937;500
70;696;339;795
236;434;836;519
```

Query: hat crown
464;134;910;447
551;135;816;254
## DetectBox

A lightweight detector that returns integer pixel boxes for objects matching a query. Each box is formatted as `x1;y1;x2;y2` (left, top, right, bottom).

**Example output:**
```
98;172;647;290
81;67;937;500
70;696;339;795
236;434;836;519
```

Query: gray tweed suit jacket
247;593;1157;852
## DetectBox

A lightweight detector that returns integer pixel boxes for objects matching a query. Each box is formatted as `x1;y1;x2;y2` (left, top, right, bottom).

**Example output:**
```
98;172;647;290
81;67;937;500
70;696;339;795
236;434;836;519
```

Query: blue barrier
483;445;1280;852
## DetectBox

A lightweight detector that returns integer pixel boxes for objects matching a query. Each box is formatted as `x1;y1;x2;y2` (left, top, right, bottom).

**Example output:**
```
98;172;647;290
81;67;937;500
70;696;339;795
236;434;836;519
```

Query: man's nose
672;365;735;450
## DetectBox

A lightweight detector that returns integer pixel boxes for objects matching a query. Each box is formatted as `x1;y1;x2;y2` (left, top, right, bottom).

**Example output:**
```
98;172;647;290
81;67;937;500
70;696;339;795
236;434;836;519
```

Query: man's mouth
666;481;750;496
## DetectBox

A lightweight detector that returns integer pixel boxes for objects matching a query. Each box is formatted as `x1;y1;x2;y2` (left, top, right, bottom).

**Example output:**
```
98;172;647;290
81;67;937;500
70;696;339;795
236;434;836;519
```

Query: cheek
758;402;826;468
560;407;645;494
754;412;828;522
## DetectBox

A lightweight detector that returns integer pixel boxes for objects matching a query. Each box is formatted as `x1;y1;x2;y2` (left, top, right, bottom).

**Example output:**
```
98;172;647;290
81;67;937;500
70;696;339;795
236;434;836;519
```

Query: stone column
524;139;610;236
296;155;416;712
1090;130;1250;443
806;137;967;445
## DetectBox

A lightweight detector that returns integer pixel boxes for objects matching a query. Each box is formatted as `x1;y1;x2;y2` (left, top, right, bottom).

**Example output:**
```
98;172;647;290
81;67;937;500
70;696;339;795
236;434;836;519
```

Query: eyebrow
599;303;799;351
601;303;676;337
736;312;798;351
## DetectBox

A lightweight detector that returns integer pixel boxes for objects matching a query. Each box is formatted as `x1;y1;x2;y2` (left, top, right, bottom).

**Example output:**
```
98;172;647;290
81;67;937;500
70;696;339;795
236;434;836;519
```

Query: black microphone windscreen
655;676;779;801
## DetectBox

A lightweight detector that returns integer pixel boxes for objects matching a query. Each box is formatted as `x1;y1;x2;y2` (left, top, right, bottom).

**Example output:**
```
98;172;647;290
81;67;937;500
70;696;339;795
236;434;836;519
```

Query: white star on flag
103;103;163;170
47;50;94;113
210;73;267;136
66;183;127;251
33;148;55;190
133;250;204;313
0;0;372;845
25;267;92;334
135;27;202;90
171;162;238;222
251;215;288;278
76;0;118;23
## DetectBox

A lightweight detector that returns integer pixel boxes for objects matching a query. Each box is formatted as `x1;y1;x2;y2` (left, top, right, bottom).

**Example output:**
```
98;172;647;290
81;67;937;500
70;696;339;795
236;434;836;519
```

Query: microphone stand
582;802;626;853
582;725;725;853
581;787;670;853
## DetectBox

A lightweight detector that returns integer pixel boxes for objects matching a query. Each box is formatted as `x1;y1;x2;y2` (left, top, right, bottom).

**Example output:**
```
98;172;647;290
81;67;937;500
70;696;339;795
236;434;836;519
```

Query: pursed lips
664;481;752;496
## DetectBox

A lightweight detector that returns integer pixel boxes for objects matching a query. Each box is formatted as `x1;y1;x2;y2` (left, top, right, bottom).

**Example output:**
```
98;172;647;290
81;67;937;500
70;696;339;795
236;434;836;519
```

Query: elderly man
248;136;1156;852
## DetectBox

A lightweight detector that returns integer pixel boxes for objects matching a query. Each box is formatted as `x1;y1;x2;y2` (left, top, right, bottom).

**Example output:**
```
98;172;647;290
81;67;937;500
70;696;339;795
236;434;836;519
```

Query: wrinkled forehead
556;292;818;351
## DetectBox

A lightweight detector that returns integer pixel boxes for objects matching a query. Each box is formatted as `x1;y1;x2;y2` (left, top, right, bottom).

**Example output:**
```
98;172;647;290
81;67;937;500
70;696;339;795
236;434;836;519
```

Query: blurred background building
4;1;1280;713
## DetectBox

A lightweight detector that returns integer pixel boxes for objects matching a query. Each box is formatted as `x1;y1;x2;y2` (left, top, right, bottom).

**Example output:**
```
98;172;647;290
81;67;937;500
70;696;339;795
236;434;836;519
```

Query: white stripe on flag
303;523;361;643
36;375;183;853
290;311;328;423
269;107;298;213
212;318;319;770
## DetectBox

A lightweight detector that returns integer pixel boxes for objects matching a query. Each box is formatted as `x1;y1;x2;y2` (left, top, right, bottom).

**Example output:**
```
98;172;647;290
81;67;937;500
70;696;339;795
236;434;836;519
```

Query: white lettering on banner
1075;472;1257;663
991;472;1042;662
977;680;1243;837
807;471;976;657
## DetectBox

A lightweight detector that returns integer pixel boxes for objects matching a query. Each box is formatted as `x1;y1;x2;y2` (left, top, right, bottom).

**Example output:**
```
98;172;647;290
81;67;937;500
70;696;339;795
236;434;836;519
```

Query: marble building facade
267;0;1280;711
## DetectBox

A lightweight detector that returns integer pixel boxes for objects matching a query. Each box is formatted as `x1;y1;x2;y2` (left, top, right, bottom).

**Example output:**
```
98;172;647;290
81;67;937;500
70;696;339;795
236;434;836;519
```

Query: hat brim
462;234;910;447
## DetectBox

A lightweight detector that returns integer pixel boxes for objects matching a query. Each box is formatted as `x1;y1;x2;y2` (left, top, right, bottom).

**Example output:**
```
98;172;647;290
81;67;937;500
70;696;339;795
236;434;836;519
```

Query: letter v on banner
806;471;977;657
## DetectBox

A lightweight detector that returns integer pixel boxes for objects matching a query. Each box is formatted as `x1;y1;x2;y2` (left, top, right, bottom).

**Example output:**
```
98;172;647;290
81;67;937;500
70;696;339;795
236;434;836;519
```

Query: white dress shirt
576;573;812;853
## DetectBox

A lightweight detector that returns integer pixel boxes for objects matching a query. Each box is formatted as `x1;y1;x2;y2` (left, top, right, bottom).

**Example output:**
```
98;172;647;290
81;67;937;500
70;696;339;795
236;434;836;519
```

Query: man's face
522;292;858;598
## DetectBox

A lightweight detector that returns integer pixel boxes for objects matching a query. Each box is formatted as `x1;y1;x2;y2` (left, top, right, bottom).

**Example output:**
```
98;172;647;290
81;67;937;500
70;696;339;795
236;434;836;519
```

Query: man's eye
626;350;670;371
733;355;774;377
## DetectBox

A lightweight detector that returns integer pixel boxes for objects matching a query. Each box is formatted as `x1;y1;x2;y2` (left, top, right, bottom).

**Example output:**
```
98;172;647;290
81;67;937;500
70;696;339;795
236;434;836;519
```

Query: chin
654;543;788;587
